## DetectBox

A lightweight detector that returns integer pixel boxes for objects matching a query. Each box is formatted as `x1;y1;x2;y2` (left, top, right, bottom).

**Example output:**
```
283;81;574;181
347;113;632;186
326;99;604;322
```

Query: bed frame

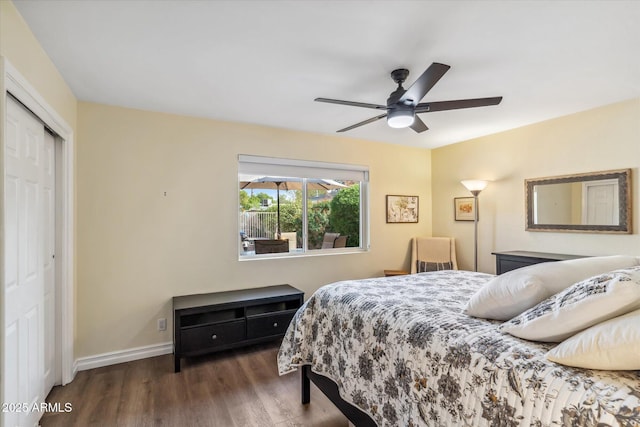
301;365;376;426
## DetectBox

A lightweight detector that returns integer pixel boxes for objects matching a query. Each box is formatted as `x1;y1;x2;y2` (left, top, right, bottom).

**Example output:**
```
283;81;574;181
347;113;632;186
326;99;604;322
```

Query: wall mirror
525;169;631;233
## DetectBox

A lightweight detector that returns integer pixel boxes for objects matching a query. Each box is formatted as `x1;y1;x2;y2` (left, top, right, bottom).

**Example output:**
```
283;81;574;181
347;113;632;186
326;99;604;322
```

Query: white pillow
546;308;640;370
500;267;640;342
464;255;639;320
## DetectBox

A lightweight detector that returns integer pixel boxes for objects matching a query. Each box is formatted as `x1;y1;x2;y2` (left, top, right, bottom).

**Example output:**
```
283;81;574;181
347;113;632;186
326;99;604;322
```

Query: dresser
173;284;303;372
491;251;585;275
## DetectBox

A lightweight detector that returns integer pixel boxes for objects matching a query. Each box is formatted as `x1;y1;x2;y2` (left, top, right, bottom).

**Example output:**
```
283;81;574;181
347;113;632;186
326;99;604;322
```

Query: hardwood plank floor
40;342;348;427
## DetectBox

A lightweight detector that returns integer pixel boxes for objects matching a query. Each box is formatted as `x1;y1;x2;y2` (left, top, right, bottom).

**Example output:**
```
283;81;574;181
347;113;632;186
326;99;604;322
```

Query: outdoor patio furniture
254;239;290;254
278;232;298;251
321;232;340;249
333;235;347;248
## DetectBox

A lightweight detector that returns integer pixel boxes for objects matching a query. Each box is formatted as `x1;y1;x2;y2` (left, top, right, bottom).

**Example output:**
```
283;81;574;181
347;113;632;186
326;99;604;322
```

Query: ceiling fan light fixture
387;109;415;128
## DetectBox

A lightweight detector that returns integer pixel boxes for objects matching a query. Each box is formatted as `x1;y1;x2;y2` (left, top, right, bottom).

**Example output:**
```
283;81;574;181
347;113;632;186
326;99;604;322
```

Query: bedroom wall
0;1;77;128
76;102;432;358
432;98;640;273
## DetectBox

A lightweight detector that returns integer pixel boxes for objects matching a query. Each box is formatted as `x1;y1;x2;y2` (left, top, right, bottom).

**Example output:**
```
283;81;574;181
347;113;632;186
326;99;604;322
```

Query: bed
277;270;640;426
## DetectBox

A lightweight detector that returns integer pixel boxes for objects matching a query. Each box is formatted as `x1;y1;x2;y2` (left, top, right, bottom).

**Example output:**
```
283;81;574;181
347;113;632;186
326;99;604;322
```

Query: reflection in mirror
525;169;631;233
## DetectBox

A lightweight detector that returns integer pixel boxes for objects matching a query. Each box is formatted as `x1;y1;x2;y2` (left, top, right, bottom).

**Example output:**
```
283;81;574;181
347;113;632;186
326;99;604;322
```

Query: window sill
238;247;368;261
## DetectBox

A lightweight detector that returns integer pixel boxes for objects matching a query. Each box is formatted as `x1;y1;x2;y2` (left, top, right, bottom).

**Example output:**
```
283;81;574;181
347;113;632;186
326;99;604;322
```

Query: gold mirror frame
525;169;632;233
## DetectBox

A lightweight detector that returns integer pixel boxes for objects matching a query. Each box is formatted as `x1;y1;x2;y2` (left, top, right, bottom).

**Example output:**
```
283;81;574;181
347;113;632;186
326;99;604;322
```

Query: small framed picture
386;195;419;223
454;197;477;221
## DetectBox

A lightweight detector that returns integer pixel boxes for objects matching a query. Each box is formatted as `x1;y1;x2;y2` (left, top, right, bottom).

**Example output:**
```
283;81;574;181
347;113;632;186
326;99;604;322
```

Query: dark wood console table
173;284;303;372
492;251;585;275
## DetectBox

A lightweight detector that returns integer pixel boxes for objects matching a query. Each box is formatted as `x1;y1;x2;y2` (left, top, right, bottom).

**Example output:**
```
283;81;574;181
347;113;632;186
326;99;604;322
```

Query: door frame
1;57;75;386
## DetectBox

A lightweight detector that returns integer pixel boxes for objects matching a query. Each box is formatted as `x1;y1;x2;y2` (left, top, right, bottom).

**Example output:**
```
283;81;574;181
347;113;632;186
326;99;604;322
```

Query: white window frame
238;155;370;259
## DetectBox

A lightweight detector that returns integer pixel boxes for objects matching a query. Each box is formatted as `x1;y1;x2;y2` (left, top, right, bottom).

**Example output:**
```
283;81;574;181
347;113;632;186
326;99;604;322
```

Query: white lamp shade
461;180;489;193
387;109;415;128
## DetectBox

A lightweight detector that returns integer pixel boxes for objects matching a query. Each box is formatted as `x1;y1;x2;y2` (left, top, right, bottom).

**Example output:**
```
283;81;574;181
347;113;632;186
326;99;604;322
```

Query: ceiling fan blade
416;97;503;113
315;98;387;110
336;113;388;132
398;63;450;106
410;116;429;133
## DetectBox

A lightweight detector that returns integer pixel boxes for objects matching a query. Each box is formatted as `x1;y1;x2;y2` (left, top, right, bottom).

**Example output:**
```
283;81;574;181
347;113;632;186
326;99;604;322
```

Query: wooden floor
41;342;348;426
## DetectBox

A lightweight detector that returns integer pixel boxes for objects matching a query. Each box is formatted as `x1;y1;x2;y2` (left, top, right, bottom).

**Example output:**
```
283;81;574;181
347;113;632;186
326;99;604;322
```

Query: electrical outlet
157;318;167;331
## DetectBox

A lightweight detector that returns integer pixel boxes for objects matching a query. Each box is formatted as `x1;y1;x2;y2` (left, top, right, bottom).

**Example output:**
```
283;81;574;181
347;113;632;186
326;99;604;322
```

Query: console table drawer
499;259;534;273
180;320;246;353
247;309;297;340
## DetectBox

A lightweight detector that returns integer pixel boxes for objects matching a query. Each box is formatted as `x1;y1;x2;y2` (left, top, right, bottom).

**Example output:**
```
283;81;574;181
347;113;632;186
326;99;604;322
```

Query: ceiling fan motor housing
388;69;410;106
387;69;415;128
390;68;409;85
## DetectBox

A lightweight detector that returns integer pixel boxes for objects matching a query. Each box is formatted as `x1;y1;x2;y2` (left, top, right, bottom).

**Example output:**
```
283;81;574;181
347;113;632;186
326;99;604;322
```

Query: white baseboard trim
75;342;173;372
72;359;79;380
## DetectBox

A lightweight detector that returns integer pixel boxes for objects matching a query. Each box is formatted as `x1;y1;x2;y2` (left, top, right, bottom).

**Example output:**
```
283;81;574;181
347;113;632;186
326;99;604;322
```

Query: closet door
43;130;56;394
4;96;46;427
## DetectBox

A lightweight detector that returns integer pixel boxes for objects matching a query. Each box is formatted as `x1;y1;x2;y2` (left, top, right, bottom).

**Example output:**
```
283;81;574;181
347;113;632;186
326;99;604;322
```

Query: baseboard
75;342;173;372
71;359;79;382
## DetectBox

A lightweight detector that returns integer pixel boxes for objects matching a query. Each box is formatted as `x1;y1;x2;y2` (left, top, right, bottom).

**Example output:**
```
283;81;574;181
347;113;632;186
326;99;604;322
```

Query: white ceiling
13;0;640;148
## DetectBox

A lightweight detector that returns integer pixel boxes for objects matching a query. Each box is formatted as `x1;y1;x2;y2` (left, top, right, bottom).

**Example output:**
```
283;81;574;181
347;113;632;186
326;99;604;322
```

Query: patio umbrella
239;177;346;238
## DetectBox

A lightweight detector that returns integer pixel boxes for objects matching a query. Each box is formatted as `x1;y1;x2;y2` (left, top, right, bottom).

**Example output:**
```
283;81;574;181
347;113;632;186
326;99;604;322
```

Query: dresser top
173;284;303;311
491;250;585;261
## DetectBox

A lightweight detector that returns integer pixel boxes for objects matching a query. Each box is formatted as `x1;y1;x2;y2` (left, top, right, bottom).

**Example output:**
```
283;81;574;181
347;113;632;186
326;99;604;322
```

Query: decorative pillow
417;260;453;272
500;266;640;342
464;255;639;320
546;308;640;370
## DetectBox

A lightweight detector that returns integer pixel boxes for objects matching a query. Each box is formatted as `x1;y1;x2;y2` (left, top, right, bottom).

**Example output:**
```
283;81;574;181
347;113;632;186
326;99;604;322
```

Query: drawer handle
211;334;218;340
273;322;278;328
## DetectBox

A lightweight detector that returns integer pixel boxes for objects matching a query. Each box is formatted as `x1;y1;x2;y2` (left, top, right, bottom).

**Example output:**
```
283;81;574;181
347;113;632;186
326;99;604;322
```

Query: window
238;155;369;258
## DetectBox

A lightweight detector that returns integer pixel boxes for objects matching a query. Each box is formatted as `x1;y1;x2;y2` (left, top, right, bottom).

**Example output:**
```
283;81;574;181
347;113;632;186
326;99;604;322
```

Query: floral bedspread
277;270;640;427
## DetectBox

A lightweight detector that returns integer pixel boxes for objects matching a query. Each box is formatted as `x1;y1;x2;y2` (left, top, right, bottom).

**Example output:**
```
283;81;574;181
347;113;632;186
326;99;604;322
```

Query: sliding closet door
43;130;56;394
4;96;46;427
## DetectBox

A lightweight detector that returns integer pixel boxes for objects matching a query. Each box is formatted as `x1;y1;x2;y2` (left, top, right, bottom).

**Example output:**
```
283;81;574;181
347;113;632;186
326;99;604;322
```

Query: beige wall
77;102;432;357
432;98;640;273
0;1;77;129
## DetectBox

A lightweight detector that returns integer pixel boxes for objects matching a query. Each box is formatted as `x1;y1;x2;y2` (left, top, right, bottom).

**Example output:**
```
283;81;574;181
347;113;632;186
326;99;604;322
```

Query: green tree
268;201;302;242
278;202;302;233
239;191;273;211
307;200;331;249
265;198;331;249
239;191;251;210
328;184;360;247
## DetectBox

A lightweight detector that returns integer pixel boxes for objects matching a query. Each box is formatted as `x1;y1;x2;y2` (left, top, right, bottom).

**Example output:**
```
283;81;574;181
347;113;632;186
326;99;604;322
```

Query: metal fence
240;211;277;238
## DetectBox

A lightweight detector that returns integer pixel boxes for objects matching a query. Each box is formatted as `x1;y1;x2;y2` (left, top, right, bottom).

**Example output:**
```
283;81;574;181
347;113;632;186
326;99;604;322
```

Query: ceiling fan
315;62;502;133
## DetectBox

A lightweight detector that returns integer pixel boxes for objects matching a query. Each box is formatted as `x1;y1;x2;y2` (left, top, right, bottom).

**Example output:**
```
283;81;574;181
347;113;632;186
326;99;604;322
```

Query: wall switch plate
157;318;167;331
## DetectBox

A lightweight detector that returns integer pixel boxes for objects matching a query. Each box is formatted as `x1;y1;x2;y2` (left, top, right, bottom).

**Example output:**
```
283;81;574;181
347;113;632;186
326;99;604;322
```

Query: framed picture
454;197;476;221
386;195;419;223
